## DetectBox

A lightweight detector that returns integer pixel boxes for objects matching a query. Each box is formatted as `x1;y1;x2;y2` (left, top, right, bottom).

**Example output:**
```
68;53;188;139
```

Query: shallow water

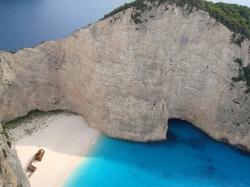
0;0;132;51
2;1;250;186
64;119;250;187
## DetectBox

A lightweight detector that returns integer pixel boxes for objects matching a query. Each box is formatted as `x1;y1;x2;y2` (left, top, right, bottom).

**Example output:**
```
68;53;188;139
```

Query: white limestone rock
0;3;249;151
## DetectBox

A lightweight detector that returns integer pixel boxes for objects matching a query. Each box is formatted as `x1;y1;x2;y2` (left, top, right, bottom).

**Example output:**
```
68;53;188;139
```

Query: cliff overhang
0;0;250;151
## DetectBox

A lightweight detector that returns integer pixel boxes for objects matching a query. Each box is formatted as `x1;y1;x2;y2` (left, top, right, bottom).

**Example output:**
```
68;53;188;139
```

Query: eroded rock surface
0;122;30;187
0;3;250;150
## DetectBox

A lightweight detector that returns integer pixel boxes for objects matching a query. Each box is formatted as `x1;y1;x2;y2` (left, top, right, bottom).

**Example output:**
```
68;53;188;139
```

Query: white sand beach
12;114;100;187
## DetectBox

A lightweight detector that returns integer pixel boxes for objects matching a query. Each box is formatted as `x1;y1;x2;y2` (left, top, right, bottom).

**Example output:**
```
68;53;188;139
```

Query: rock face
0;122;30;187
0;2;250;150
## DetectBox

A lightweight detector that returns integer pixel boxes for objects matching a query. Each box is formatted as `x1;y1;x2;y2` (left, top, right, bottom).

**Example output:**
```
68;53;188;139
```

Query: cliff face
0;123;30;187
0;3;250;150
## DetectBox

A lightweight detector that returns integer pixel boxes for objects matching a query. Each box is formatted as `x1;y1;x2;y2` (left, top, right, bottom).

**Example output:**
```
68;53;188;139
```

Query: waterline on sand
63;119;250;187
11;113;100;187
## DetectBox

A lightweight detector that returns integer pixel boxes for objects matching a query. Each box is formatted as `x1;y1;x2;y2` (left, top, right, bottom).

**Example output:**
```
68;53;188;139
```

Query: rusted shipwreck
26;149;45;178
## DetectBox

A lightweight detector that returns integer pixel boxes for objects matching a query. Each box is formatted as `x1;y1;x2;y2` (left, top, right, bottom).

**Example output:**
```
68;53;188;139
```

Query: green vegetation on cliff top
103;0;250;40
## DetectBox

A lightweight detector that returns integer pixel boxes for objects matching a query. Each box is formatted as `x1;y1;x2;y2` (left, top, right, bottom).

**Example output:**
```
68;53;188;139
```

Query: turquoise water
64;119;250;187
0;0;132;51
1;1;250;186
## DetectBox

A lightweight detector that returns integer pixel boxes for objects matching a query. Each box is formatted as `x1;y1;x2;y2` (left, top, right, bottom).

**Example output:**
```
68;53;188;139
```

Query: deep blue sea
64;120;250;187
0;0;132;51
1;1;250;186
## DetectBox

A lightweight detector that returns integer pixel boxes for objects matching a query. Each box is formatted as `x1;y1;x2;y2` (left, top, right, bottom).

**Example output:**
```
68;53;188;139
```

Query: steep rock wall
0;123;30;187
0;3;250;150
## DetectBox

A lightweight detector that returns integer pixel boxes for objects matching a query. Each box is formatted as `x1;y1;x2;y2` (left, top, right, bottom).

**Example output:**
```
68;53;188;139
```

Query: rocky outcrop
0;122;30;187
0;2;250;151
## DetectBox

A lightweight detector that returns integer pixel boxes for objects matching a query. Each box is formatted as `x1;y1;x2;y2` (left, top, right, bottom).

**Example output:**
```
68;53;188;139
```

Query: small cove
63;119;250;187
1;0;250;186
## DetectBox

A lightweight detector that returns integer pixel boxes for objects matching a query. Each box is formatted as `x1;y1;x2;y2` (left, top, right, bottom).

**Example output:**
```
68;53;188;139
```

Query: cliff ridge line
0;2;250;151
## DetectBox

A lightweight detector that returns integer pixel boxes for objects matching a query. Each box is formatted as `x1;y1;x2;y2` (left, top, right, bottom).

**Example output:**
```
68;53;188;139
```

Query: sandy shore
11;113;100;187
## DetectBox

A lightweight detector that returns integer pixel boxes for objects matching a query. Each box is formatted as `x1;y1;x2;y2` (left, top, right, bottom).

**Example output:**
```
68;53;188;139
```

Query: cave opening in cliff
166;118;212;151
166;118;250;157
63;118;250;187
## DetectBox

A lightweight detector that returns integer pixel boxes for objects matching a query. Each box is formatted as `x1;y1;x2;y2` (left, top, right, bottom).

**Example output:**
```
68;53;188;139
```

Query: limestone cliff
0;122;30;187
0;2;250;152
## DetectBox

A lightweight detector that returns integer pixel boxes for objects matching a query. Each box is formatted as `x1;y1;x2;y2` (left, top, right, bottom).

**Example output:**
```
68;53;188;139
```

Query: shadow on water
166;119;211;151
68;119;250;187
233;147;250;157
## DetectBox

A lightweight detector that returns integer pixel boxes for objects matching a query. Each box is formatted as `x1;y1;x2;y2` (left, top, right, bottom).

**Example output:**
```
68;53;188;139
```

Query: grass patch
232;58;250;92
3;130;9;139
102;0;250;43
231;34;246;47
245;88;250;93
3;109;76;130
234;58;243;67
102;0;148;20
131;12;143;24
7;141;11;149
2;149;7;158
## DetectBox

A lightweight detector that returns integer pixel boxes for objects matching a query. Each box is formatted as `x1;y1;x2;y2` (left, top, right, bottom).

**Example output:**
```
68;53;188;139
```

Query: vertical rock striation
0;3;250;151
0;122;30;187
